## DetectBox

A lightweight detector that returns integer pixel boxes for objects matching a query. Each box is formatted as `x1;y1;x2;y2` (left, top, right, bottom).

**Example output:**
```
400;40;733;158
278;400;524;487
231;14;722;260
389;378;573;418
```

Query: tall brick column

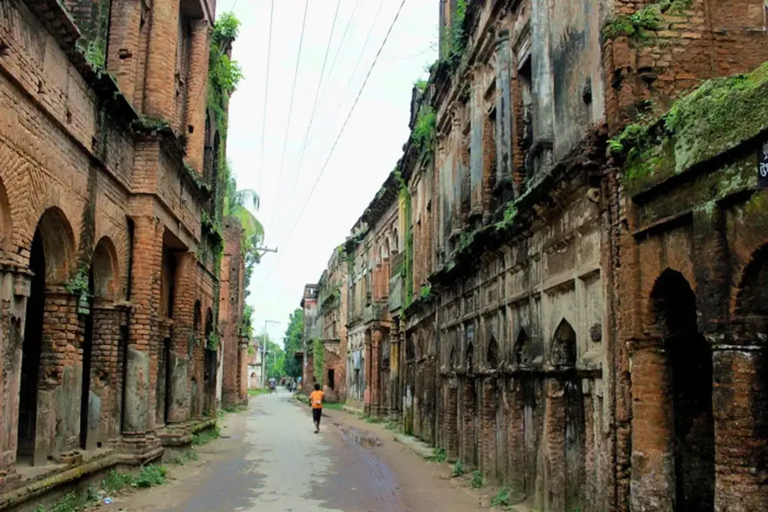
629;338;675;511
712;338;768;512
167;252;194;424
89;302;129;450
461;376;477;467
363;330;372;415
0;268;31;485
370;328;383;417
124;216;163;444
444;378;459;460
184;20;211;173
144;0;181;120
481;377;497;482
543;377;566;512
238;335;249;404
36;288;83;465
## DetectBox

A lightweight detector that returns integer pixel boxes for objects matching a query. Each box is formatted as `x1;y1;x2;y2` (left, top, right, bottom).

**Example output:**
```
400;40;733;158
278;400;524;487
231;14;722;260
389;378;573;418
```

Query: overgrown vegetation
451;460;465;477
603;0;692;44
470;469;484;489
192;424;221;446
608;61;768;189
412;105;437;158
169;449;199;466
35;466;167;512
441;0;468;68
313;338;325;386
491;488;513;508
429;447;447;462
283;308;305;379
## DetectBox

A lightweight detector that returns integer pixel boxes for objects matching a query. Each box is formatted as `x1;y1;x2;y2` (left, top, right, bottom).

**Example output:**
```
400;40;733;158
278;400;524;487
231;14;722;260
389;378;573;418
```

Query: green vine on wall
313;339;325;386
603;0;692;45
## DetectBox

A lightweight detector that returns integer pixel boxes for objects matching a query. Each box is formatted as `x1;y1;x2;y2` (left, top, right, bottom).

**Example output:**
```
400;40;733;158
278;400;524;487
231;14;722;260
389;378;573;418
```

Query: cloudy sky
217;0;438;344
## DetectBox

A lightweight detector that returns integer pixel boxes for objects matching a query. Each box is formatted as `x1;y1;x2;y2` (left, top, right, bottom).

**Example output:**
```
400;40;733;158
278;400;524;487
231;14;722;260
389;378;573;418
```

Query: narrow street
118;391;483;512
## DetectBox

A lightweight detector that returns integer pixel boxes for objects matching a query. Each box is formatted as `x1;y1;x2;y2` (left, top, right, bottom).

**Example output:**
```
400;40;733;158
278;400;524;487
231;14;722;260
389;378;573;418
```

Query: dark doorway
79;268;95;449
652;270;715;512
156;337;172;425
18;230;45;462
328;369;335;390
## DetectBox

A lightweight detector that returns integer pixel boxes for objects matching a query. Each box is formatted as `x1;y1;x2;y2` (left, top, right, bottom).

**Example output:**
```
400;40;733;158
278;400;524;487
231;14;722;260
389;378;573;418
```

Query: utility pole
261;319;280;389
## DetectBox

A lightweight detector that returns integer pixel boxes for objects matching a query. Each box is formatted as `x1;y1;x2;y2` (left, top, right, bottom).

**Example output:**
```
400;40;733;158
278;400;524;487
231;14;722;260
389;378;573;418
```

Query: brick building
315;248;348;402
305;0;768;510
0;0;248;505
300;284;319;395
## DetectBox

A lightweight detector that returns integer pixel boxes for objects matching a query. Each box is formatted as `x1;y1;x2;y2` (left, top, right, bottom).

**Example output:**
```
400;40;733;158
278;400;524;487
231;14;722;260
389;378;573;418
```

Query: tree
283;308;304;378
254;334;285;380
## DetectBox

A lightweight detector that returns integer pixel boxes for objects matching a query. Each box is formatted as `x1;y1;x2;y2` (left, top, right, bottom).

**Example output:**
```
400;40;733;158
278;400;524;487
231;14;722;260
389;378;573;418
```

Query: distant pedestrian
309;383;324;433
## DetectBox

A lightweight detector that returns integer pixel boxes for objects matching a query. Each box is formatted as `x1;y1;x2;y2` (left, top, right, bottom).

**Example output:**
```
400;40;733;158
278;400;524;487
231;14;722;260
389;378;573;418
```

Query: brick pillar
35;288;83;465
544;377;566;512
124;216;163;439
167;252;194;423
390;329;401;421
713;342;768;512
364;331;372;415
444;378;459;460
629;339;675;511
0;269;31;485
461;376;477;466
89;302;127;449
184;20;210;174
507;378;525;495
481;377;497;482
238;335;248;404
370;328;382;417
143;0;181;120
107;0;142;101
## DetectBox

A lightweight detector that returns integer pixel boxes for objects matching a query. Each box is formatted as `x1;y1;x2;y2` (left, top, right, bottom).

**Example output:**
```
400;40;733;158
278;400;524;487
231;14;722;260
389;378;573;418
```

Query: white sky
218;0;438;345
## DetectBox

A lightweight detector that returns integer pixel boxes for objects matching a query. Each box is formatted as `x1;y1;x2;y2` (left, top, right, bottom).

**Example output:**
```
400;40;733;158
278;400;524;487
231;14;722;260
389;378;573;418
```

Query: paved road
120;389;474;512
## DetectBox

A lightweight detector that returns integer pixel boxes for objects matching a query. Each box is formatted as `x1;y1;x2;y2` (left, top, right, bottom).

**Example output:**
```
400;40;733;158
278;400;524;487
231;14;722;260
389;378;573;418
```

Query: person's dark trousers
312;408;322;429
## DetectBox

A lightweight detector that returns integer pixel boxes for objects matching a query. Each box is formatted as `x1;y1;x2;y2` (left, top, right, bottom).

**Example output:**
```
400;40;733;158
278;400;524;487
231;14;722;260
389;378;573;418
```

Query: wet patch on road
338;426;383;448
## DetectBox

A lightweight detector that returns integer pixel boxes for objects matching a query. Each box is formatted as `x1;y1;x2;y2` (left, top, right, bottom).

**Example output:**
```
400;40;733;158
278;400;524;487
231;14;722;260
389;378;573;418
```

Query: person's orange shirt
309;390;324;409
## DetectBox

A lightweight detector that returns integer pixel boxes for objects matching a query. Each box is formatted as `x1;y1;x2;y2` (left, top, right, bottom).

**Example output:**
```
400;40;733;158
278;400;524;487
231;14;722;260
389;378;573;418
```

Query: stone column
144;0;181;121
184;20;211;174
124;216;163;441
167;252;194;424
0;268;31;485
712;337;768;512
444;376;460;461
629;338;675;512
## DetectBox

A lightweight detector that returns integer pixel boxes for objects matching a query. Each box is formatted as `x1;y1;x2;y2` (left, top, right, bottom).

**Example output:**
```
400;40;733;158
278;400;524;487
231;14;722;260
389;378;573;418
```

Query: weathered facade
304;0;768;510
0;0;249;505
300;284;319;395
315;249;348;402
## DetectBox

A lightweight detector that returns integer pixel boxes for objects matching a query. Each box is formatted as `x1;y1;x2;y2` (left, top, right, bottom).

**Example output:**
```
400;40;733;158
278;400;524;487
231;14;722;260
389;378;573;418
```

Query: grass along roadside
35;465;168;512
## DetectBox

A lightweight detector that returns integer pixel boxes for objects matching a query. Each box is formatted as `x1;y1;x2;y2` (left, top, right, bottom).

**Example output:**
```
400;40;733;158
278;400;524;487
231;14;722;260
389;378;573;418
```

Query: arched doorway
651;270;714;512
203;308;215;415
18;208;75;465
81;237;121;450
553;319;585;512
17;230;45;463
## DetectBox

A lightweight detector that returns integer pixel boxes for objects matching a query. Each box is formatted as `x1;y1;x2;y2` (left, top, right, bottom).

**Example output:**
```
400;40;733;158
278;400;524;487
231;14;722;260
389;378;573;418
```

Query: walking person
309;383;324;433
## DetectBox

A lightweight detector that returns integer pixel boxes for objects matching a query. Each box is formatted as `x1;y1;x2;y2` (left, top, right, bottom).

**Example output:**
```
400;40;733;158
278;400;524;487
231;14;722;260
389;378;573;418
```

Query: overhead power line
297;0;385;174
256;0;276;192
290;0;343;190
266;0;310;237
257;0;410;291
